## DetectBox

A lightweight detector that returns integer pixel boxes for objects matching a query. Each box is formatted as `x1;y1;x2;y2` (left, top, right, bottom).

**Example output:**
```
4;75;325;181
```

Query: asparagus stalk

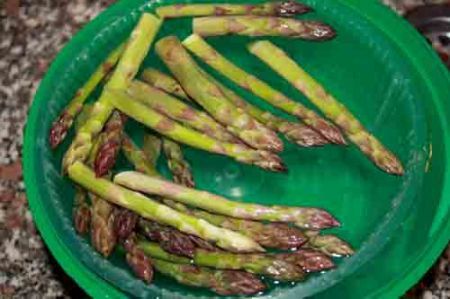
183;34;345;145
68;162;264;253
122;136;160;177
87;132;117;257
248;40;404;175
155;36;284;153
123;234;154;283
126;134;308;249
142;134;162;167
114;171;340;230
73;188;91;234
201;67;329;147
140;241;334;280
139;218;218;258
152;259;266;295
305;231;354;257
94;111;127;177
156;1;310;18
74;104;94;132
191;210;307;250
107;14;162;90
141;68;190;101
109;89;285;172
193;16;335;40
62;13;162;171
90;191;117;257
49;44;124;149
127;80;239;143
162;138;195;188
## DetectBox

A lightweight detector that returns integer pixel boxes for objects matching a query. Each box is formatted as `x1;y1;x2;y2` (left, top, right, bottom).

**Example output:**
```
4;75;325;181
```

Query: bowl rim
23;0;450;298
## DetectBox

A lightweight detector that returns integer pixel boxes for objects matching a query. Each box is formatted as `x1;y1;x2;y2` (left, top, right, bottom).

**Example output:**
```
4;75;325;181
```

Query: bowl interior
24;0;450;298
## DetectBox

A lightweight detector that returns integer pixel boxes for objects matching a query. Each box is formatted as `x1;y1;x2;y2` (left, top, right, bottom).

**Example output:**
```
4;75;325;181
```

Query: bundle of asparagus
182;34;346;145
50;3;366;294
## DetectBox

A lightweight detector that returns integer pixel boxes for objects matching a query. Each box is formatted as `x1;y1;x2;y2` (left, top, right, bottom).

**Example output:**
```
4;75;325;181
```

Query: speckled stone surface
0;0;448;298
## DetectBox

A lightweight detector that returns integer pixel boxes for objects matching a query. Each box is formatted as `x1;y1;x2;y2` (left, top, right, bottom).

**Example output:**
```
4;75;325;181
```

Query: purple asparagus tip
303;21;337;41
114;209;138;240
49;113;72;149
213;271;266;296
275;0;312;17
294;249;335;272
308;209;340;230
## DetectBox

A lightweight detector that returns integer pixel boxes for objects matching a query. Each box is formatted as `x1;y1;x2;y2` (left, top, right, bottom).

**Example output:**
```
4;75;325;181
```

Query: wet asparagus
62;13;162;171
127;80;239;143
94;111;126;177
73;188;91;234
248;40;404;175
157;1;310;18
162;138;195;188
68;162;264;253
141;68;190;101
183;34;345;144
155;36;284;153
152;259;266;295
193;16;335;40
109;89;286;172
49;44;124;149
114;171;340;230
139;241;334;280
201;67;329;147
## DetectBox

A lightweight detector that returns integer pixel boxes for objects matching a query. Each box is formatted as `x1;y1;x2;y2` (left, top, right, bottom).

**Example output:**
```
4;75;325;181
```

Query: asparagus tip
292;249;335;272
212;270;266;296
275;0;312;17
303;21;336;41
304;209;340;230
49;113;71;149
380;156;404;176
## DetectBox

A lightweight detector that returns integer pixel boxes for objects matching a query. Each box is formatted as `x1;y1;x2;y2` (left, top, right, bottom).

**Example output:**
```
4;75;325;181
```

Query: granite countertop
0;0;449;298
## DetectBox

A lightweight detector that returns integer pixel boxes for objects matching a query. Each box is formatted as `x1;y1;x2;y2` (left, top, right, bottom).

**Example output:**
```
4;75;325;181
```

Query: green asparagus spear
126;134;308;249
107;14;162;90
114;171;340;230
73;188;91;234
62;13;162;171
68;162;264;253
201;67;329;147
108;89;286;172
152;259;266;295
183;34;345;144
127;80;239;143
305;230;354;257
94;111;126;177
49;44;124;149
248;40;404;175
193;16;335;40
190;210;307;250
122;136;160;177
142;134;162;167
157;1;310;18
155;36;284;153
139;241;334;280
162;138;195;188
141;68;190;101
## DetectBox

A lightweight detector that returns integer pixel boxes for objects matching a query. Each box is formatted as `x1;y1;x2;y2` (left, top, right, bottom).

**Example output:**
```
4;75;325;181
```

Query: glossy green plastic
23;0;450;298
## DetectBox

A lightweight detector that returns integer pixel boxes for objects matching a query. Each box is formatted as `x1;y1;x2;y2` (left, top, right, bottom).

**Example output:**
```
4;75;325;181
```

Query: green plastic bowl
23;0;450;298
